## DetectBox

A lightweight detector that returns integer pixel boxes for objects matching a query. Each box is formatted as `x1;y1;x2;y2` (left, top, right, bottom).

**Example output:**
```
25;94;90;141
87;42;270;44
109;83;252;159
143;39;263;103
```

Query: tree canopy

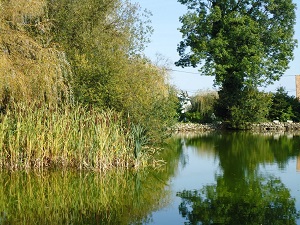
0;0;178;140
0;0;72;108
176;0;297;125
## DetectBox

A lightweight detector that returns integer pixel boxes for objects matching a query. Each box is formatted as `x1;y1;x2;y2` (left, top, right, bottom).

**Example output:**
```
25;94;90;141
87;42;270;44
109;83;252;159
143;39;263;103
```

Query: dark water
0;131;300;224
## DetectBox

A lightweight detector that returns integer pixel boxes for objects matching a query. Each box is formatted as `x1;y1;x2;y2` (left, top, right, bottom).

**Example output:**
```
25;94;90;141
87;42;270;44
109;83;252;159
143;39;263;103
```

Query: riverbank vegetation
0;0;178;170
181;87;300;129
0;103;166;170
1;0;299;170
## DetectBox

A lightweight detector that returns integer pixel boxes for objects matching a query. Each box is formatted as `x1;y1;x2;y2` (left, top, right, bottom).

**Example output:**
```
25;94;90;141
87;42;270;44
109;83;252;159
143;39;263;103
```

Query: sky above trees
139;0;300;96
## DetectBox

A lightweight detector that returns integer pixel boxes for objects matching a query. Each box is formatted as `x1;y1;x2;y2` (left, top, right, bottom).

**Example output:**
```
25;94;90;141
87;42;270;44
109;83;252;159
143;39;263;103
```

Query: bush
268;87;300;122
229;88;271;129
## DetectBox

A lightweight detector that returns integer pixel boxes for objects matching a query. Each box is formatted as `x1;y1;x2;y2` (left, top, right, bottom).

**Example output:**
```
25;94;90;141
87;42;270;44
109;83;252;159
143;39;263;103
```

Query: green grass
0;103;159;170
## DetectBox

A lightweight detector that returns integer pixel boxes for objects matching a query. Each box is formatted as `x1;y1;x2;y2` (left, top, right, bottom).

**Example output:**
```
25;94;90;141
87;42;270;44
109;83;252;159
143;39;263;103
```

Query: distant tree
176;0;297;126
268;87;300;122
185;90;218;123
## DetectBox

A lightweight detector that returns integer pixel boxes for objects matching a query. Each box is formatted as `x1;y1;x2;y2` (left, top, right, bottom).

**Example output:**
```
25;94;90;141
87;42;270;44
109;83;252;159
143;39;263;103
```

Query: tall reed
0;103;140;170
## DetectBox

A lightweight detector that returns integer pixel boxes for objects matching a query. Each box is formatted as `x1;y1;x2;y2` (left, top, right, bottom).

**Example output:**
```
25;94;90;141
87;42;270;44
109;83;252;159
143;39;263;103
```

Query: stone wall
251;122;300;132
171;122;300;133
170;123;217;132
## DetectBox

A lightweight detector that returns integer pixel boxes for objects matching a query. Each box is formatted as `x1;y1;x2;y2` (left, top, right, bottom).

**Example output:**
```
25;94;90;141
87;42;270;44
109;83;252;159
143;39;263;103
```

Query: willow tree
0;0;72;110
176;0;297;126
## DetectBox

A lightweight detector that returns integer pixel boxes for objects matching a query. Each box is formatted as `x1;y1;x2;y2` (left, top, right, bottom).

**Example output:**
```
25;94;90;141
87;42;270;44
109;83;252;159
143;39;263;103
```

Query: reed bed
0;103;157;170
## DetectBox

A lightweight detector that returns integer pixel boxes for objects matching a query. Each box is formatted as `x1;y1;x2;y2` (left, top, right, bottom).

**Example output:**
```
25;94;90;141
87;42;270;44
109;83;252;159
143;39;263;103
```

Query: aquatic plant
0;103;136;170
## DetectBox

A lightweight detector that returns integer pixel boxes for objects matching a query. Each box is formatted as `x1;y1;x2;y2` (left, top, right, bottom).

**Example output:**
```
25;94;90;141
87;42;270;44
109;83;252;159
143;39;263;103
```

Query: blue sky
138;0;300;96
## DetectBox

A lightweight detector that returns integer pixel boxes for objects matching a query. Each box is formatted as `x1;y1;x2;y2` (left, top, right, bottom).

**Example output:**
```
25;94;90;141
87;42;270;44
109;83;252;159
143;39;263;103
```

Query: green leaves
268;87;300;122
176;0;297;125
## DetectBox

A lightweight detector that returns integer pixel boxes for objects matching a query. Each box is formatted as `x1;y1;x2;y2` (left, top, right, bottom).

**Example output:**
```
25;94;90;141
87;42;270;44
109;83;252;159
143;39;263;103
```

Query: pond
0;131;299;224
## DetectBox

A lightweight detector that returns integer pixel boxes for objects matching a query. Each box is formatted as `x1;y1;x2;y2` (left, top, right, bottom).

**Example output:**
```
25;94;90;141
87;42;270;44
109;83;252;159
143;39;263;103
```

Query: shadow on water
175;131;300;225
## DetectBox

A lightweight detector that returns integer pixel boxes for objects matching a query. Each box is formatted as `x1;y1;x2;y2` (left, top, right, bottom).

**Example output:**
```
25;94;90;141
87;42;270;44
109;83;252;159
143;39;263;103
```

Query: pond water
0;131;300;224
149;131;300;225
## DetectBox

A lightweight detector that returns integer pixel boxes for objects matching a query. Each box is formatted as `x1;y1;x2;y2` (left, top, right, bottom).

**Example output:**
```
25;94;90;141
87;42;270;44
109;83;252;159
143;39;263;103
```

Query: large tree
176;0;297;124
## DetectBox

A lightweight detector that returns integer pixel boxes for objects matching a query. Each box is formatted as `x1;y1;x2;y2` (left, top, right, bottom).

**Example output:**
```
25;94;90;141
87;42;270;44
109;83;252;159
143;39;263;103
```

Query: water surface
0;131;299;224
149;131;300;225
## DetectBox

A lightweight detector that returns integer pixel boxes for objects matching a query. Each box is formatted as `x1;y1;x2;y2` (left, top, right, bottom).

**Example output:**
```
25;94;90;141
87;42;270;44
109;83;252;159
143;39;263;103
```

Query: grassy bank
0;103;157;171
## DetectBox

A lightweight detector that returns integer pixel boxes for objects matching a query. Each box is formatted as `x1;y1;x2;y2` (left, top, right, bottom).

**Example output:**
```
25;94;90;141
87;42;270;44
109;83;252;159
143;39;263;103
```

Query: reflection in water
177;175;299;225
0;138;186;225
0;132;299;224
176;132;300;225
297;155;300;172
0;170;170;225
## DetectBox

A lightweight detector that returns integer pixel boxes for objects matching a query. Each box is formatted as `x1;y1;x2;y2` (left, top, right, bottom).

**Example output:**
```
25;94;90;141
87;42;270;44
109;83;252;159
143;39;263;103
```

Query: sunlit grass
0;103;161;170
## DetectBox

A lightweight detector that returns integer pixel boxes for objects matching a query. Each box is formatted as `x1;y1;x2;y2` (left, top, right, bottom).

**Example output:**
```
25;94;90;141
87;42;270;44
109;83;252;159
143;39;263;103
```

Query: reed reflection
0;170;169;225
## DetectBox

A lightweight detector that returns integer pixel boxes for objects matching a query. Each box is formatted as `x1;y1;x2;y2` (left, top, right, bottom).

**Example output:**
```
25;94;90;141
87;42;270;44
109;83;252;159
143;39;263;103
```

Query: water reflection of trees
186;132;300;173
0;170;167;224
177;175;299;225
176;132;300;224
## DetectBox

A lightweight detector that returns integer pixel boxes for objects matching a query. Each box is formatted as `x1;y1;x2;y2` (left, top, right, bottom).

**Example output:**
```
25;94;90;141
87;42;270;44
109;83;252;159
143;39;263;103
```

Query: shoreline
170;121;300;133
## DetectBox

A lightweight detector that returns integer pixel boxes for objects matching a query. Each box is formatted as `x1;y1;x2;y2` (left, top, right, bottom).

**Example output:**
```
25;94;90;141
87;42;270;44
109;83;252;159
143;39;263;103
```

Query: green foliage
268;87;300;122
176;0;297;125
185;90;218;123
176;0;297;85
105;58;178;141
47;0;177;139
48;0;153;107
228;88;272;129
130;124;148;159
0;0;72;109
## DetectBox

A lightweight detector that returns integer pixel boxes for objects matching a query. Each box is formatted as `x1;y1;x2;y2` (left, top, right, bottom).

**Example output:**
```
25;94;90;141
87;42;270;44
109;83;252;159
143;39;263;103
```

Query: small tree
228;88;271;129
268;87;300;122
